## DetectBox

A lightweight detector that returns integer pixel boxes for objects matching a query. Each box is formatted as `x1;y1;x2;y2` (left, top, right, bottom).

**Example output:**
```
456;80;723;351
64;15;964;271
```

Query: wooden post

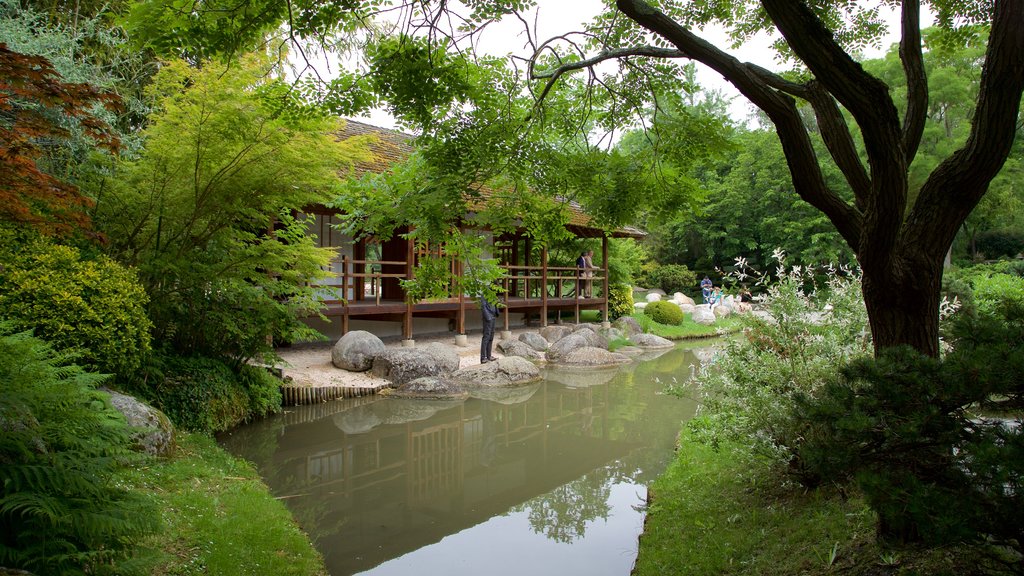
457;253;465;336
341;255;350;336
602;236;610;323
404;236;415;341
541;247;548;327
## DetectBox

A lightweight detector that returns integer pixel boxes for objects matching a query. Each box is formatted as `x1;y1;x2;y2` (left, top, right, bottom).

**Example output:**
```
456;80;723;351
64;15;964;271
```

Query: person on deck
480;296;500;363
576;251;588;298
583;250;595;298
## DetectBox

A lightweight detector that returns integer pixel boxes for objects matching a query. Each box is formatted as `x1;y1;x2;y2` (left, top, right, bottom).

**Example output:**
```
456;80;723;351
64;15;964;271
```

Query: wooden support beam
602;236;609;323
541;247;548;327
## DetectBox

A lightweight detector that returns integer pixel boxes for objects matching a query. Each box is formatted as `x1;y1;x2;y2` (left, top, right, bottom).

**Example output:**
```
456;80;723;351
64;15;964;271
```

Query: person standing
700;275;713;304
583;250;595;298
480;296;500;363
576;251;588;298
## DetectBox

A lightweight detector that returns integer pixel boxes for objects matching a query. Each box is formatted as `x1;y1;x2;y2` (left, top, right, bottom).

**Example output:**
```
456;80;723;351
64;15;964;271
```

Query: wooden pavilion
303;120;644;341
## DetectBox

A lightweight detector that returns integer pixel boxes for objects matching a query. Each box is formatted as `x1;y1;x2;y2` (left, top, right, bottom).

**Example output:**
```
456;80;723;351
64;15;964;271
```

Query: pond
218;341;716;576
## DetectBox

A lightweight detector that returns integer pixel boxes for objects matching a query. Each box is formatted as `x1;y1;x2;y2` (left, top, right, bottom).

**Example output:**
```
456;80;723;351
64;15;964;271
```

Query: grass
117;433;327;576
634;430;1018;576
634;311;743;339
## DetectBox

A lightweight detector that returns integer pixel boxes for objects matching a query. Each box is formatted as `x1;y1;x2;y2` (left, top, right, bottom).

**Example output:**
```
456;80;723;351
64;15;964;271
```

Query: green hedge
0;228;152;378
644;300;684;325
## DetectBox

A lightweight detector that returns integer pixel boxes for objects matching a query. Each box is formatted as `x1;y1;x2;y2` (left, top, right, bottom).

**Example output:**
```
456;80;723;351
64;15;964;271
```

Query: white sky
340;1;929;129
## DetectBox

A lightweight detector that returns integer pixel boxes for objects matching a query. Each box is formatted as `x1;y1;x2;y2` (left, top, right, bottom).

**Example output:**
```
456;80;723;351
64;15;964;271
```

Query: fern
0;324;159;573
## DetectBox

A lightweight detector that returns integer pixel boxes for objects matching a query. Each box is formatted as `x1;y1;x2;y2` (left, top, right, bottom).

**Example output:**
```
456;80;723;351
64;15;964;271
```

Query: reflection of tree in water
510;469;612;544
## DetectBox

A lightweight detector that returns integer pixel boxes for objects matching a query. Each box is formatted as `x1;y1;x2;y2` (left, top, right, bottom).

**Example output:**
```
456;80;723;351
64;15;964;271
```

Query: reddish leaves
0;43;122;237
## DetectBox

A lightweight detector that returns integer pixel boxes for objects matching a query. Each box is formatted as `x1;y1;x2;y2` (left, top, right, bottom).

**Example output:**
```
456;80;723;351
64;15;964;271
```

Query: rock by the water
544;366;619;388
389;376;468;400
332;330;385;371
371;344;460;386
497;339;544;360
540;325;572;343
558;346;631;367
518;332;549;352
105;390;175;457
546;331;593;362
451;356;542;387
614;345;645;357
630;333;675;349
692;305;716;325
613;316;642;336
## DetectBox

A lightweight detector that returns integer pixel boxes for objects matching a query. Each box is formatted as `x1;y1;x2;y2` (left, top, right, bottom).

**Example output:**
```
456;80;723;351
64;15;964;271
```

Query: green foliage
975;229;1024;260
644;300;684;326
647;264;697;296
236;365;284;419
93;56;369;364
608;283;634;320
0;325;158;574
688;257;870;471
150;355;255;434
0;227;152;378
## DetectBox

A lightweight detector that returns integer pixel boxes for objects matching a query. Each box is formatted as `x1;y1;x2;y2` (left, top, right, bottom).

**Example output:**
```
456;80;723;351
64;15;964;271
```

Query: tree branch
908;0;1024;260
900;0;928;164
613;0;862;248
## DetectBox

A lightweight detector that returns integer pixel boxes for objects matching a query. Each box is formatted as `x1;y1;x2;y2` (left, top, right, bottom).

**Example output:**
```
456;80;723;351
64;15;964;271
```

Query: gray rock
692;305;716;325
630;333;675;349
540;325;572;343
371;343;460;386
558;346;632;367
713;305;732;318
451;356;542;388
389;376;468;400
497;339;545;360
518;332;549;351
332;330;385;371
578;327;610;350
546;331;592;362
614;345;645;357
105;390;175;457
613;316;642;336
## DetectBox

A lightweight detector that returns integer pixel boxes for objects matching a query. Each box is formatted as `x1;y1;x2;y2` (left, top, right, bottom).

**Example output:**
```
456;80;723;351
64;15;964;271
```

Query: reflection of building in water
264;380;643;575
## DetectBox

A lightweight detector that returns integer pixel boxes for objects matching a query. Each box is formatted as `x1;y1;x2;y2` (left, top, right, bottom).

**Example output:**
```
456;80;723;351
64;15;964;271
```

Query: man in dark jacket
480;297;500;363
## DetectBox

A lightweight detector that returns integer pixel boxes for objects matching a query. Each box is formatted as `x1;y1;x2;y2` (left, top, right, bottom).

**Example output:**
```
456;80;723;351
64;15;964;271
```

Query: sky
335;1;929;129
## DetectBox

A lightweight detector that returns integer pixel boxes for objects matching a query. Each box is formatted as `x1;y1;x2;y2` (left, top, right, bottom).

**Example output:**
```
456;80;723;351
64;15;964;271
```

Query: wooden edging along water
279;383;388;406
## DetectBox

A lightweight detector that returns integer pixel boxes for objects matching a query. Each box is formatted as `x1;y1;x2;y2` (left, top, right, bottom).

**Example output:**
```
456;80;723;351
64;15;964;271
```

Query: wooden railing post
602;236;609;323
541;248;548;327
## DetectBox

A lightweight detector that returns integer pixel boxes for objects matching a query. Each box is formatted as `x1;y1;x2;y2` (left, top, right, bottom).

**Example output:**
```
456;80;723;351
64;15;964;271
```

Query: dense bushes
691;259;1024;549
150;355;282;433
644;300;684;325
0;228;152;378
975;229;1024;260
0;326;158;573
608;283;634;320
647;264;697;295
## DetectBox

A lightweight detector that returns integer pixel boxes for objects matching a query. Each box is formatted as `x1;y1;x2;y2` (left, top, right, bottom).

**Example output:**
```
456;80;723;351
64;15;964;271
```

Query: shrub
0;325;158;573
608;283;634;320
687;258;870;475
152;356;251;433
975;228;1024;259
647;264;697;295
237;364;284;419
644;300;684;325
0;228;152;378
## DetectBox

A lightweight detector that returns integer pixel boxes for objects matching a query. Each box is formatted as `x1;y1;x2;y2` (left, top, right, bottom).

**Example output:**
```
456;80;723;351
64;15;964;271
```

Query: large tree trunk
861;253;942;358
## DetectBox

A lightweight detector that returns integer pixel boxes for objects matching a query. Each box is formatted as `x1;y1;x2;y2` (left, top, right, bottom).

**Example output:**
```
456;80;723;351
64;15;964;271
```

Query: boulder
613;345;645;357
558;346;632;367
578;327;610;350
451;356;542;387
648;288;667;296
601;327;625;342
613;316;643;336
645;292;663;302
680;303;696;314
371;343;460;386
518;332;549;352
546;331;593;362
105;390;175;457
629;333;675;349
692;305;716;325
713;305;733;318
672;293;696;306
634;302;648;310
332;330;385;371
497;339;545;360
389;376;468;400
540;325;573;343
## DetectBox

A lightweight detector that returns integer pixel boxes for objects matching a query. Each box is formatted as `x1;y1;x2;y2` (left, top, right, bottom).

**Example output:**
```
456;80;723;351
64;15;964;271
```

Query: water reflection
219;343;712;576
